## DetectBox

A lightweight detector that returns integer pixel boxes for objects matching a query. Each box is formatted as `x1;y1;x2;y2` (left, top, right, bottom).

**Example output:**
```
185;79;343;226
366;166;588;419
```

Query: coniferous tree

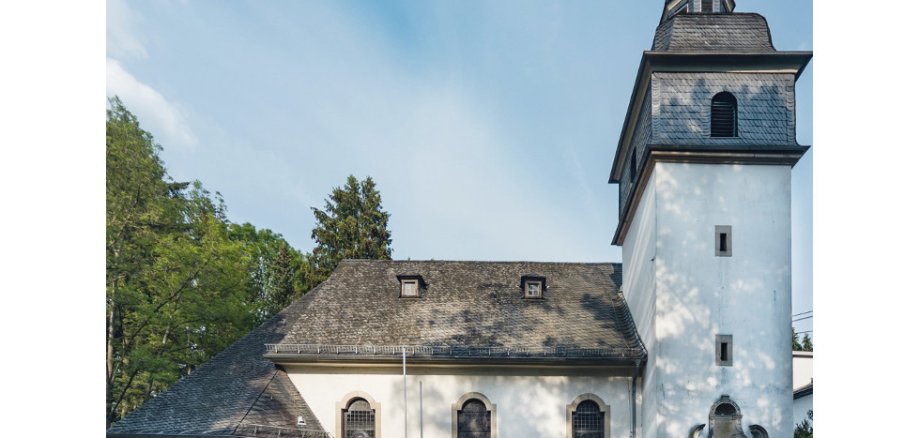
306;175;392;285
229;223;307;321
793;410;813;438
792;330;803;351
267;243;297;315
801;333;813;351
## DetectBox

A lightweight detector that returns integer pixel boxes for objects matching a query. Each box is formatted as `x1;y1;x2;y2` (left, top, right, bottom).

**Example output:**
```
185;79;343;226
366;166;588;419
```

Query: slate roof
108;260;645;436
274;260;645;363
107;289;327;438
653;13;776;53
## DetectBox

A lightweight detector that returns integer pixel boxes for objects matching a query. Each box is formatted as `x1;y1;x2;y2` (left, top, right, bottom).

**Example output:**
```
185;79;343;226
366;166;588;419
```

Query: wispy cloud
106;58;197;148
106;0;148;60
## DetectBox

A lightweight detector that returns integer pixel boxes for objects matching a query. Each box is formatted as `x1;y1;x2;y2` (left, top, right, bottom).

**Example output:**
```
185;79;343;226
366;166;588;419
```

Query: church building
107;1;811;437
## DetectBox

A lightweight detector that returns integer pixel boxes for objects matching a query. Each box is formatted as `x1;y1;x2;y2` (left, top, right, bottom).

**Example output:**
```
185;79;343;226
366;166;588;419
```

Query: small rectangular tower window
715;225;732;257
716;334;733;366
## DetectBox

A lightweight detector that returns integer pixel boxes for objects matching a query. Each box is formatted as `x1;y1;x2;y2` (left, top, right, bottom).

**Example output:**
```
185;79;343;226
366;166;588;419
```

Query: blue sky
106;0;812;336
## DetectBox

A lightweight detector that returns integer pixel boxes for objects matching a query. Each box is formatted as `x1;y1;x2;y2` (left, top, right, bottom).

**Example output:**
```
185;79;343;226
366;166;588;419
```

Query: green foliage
793;330;813;352
228;223;308;321
793;409;813;438
307;175;392;284
801;333;813;351
106;97;303;426
106;99;392;427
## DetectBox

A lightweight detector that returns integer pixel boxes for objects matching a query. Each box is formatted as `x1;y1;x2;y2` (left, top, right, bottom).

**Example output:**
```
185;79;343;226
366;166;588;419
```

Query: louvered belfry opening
457;399;491;438
344;398;375;438
711;92;738;137
702;0;714;13
573;400;604;438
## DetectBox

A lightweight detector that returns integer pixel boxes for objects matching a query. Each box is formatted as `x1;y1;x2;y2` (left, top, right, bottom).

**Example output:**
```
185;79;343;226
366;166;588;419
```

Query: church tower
610;1;811;437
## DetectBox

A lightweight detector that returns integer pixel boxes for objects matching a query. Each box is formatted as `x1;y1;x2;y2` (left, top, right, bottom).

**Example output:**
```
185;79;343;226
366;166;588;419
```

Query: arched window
452;393;496;438
573;401;603;438
711;92;738;138
458;400;489;438
336;392;381;438
566;394;610;438
708;396;744;438
344;399;374;438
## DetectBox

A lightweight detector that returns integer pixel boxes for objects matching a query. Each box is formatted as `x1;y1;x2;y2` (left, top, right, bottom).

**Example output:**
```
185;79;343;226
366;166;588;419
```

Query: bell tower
610;2;811;437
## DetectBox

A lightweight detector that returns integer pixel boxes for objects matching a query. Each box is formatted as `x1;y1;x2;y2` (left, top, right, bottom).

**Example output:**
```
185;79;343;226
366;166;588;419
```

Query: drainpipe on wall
403;347;408;438
631;360;640;438
419;380;423;438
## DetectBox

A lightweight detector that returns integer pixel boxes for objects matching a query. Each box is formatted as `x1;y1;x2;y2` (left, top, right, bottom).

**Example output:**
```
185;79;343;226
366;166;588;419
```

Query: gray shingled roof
107;290;327;438
276;260;644;362
108;260;644;436
653;13;775;52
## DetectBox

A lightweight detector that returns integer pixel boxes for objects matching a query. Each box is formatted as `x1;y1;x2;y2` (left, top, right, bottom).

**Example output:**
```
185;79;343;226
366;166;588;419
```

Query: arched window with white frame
451;392;496;438
566;394;610;438
335;391;381;438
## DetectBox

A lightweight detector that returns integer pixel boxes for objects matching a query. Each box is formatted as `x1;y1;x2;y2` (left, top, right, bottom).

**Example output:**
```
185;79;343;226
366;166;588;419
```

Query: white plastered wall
287;365;635;438
792;352;813;430
623;162;793;437
622;167;658;438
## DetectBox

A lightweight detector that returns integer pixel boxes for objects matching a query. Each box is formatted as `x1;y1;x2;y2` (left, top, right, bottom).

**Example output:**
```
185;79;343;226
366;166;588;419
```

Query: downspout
631;360;640;438
403;347;408;438
419;380;424;438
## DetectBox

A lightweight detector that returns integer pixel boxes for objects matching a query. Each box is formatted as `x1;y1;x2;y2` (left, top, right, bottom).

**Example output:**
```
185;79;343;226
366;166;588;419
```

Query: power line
792;310;813;317
792;315;813;323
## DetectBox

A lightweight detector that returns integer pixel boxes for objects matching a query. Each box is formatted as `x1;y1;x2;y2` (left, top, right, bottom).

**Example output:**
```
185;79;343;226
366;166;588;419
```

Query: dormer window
402;280;418;297
526;281;541;298
397;274;425;298
520;275;546;299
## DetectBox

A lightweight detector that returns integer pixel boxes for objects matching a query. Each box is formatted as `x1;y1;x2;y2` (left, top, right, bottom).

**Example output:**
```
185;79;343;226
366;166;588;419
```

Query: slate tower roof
652;13;776;53
606;0;812;245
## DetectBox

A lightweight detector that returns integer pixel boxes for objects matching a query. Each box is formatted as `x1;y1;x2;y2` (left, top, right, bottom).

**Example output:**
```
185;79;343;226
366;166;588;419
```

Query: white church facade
107;1;811;437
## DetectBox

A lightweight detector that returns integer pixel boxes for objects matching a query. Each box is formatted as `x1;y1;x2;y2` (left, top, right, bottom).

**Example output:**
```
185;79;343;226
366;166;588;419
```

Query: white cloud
107;0;148;60
106;58;197;148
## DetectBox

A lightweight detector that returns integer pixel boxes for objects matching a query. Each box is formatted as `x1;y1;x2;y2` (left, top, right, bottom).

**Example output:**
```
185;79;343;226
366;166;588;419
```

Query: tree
107;98;257;426
792;330;803;351
307;175;392;284
107;96;186;426
801;333;813;351
266;243;298;315
229;223;307;322
793;409;813;438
